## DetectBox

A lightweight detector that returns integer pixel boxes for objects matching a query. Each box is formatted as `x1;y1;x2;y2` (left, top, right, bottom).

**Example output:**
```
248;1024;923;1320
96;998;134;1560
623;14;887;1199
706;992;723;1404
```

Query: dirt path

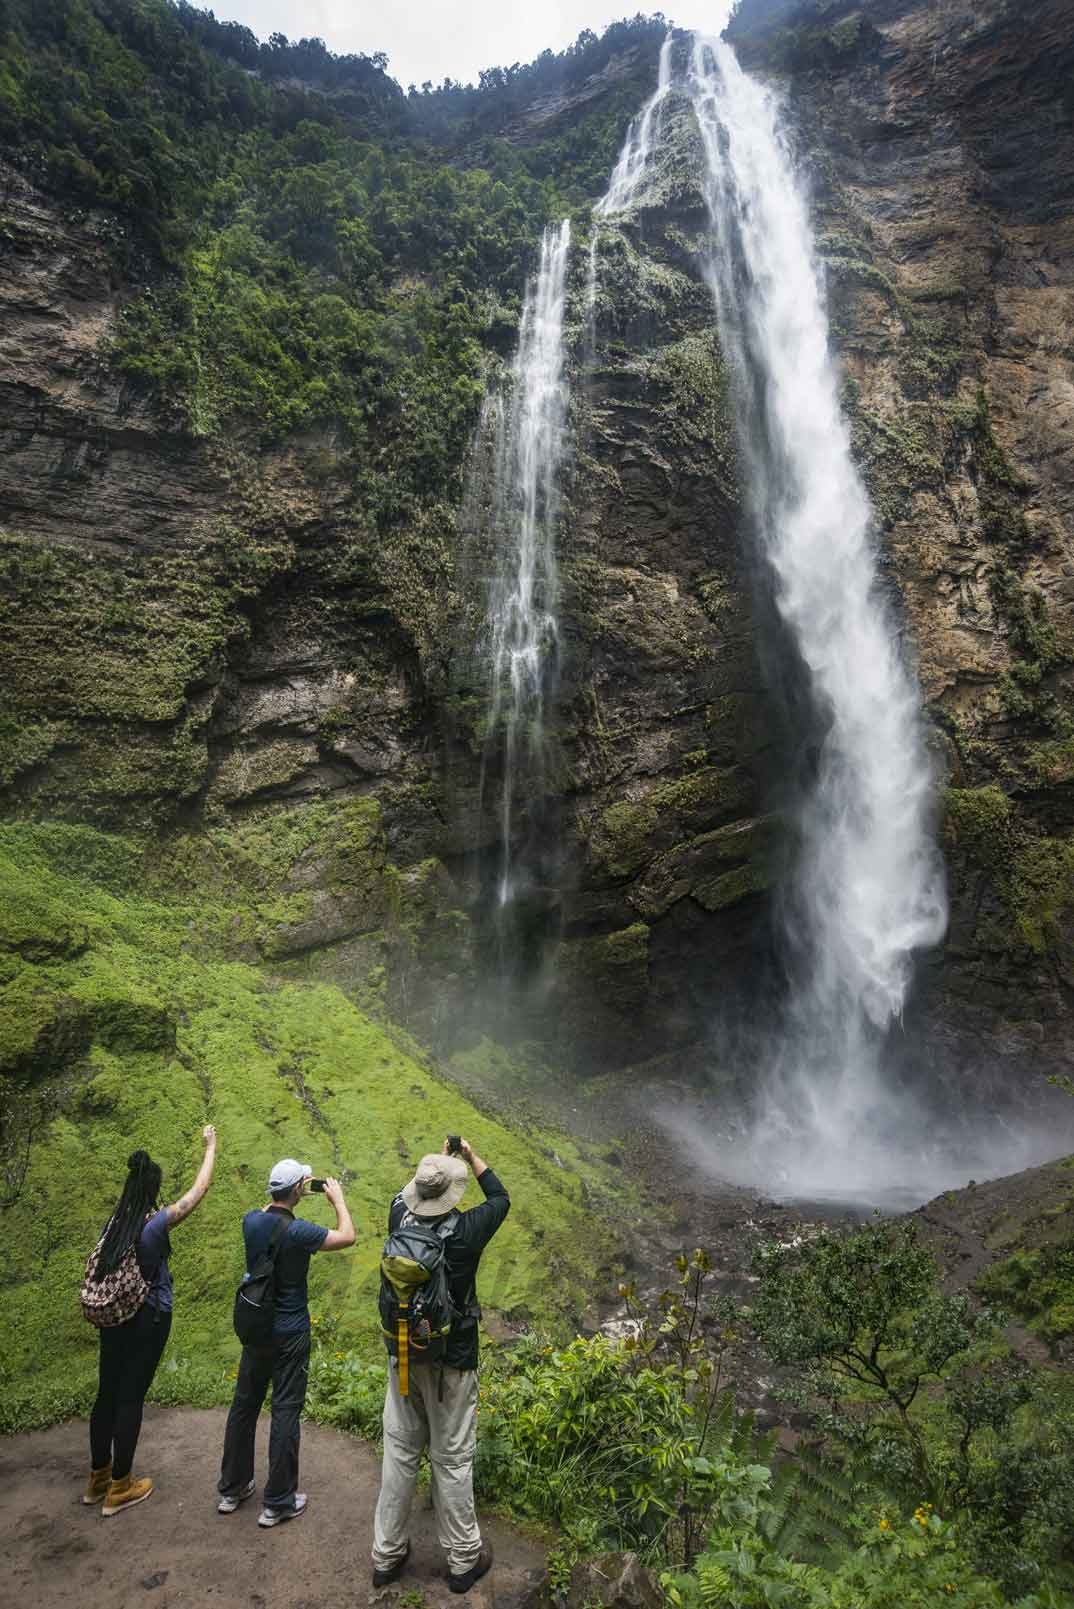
0;1408;546;1609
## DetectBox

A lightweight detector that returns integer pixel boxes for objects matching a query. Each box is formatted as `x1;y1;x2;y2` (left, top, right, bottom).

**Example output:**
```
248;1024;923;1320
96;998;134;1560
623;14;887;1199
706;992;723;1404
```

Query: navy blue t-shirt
242;1209;328;1336
136;1208;173;1313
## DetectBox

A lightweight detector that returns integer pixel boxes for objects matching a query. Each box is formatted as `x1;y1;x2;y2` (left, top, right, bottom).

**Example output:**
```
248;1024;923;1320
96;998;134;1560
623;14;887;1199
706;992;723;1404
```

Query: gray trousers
372;1362;482;1575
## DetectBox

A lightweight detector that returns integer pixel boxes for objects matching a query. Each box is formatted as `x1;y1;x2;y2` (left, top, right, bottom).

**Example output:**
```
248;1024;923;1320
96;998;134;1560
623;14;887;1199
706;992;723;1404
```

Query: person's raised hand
323;1176;344;1206
458;1138;475;1168
202;1123;216;1147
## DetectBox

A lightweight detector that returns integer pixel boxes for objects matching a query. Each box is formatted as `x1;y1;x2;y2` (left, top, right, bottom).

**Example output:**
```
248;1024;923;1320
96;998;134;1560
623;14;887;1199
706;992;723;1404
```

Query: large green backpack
379;1207;459;1396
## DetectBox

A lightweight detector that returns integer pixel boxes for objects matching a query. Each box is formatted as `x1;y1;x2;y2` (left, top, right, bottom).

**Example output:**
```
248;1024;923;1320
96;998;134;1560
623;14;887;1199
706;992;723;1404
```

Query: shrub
474;1333;770;1562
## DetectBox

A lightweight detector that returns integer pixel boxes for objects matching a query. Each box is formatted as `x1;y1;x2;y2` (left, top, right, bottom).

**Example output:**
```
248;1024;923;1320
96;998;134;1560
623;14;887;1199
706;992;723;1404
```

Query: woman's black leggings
89;1304;172;1478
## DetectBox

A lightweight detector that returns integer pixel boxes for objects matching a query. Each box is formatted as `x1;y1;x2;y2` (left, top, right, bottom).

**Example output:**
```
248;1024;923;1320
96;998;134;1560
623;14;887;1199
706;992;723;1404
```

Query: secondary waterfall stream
482;220;572;934
586;33;672;335
686;35;949;1197
596;33;672;218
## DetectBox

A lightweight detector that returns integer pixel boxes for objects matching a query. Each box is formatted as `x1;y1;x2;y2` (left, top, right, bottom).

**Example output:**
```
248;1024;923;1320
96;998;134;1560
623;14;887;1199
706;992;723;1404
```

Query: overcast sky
205;2;734;92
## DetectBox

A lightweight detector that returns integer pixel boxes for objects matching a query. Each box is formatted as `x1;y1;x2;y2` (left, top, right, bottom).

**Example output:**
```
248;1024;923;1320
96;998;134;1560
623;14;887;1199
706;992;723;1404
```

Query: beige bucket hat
401;1153;468;1217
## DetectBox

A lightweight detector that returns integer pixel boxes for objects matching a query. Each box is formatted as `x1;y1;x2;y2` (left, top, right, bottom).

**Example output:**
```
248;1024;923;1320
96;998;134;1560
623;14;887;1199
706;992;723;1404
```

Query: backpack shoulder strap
434;1210;460;1242
254;1212;290;1267
268;1214;290;1257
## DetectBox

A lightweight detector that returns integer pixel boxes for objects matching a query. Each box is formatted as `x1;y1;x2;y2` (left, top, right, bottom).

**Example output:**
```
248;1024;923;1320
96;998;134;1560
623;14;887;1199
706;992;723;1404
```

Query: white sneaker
217;1479;256;1514
258;1493;307;1528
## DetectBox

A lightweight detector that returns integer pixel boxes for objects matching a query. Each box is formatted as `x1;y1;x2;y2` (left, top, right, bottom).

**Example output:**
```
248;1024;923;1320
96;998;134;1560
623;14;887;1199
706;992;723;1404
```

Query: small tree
618;1250;768;1562
749;1219;997;1501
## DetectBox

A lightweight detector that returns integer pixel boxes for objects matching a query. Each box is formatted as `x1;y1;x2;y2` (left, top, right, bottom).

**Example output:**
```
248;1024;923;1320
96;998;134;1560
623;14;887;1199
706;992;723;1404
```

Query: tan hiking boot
82;1462;112;1504
80;1467;111;1499
101;1473;154;1515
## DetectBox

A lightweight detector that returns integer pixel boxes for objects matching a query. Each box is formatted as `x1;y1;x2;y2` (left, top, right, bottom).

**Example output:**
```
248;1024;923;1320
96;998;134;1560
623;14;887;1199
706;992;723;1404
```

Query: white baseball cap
268;1158;312;1193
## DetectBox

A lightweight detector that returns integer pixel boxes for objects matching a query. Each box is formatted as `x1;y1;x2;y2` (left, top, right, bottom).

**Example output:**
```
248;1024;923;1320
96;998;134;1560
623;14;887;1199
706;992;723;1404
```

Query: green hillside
0;820;615;1429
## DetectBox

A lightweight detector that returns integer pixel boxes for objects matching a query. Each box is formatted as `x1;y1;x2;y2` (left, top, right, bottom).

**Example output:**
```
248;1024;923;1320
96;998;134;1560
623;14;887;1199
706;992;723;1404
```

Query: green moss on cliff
945;786;1014;873
945;787;1074;959
565;922;651;1014
591;800;658;879
0;821;611;1431
845;397;943;523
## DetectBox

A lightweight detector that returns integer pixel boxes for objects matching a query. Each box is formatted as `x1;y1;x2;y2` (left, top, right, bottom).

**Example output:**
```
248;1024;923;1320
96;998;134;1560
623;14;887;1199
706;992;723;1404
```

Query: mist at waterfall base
597;33;1072;1209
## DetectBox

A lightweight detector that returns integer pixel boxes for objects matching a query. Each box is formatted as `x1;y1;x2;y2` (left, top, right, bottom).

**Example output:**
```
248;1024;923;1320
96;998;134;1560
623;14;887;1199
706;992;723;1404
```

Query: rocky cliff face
0;40;775;1069
2;2;1072;1083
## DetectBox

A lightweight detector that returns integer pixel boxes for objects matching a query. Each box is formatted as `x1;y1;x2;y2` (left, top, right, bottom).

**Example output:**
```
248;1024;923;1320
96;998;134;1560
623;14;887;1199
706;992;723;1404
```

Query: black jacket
387;1167;510;1370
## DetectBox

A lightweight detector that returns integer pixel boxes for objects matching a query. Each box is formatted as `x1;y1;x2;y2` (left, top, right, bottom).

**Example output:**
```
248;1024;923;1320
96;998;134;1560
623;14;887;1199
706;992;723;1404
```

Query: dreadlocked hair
93;1150;163;1279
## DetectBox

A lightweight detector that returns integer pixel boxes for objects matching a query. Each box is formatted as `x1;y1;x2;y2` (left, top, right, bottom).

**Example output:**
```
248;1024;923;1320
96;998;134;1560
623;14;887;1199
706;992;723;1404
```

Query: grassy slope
0;823;613;1431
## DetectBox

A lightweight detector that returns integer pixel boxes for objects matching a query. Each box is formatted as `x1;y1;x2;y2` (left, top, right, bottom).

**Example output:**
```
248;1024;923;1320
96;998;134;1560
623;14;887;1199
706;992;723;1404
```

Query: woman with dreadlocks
84;1125;217;1514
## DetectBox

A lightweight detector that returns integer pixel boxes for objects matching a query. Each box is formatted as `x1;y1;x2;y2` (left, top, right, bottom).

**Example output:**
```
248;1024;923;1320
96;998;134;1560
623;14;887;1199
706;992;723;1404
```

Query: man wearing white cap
372;1137;509;1594
217;1159;354;1526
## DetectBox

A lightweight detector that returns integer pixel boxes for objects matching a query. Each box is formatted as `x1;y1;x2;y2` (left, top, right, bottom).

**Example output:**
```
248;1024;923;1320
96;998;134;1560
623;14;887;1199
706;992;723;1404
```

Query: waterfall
584;232;599;339
687;36;948;1197
595;33;673;217
483;220;572;918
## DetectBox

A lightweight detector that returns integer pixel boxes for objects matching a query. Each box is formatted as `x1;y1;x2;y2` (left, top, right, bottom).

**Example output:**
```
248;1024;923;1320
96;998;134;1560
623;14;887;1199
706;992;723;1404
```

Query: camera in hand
309;1178;327;1193
446;1135;462;1156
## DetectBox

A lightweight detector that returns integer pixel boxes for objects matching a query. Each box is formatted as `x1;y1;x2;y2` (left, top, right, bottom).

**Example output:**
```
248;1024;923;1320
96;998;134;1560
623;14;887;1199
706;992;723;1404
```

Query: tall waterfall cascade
588;32;953;1195
483;220;572;917
685;35;948;1196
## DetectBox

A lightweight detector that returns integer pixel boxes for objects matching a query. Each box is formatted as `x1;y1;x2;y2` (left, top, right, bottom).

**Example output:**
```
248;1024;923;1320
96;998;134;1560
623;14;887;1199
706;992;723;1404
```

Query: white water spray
595;33;673;217
687;36;949;1198
485;220;572;909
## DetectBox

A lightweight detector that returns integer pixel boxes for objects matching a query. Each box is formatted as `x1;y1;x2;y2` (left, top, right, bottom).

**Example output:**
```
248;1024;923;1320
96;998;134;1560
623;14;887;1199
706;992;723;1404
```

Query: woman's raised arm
166;1124;217;1227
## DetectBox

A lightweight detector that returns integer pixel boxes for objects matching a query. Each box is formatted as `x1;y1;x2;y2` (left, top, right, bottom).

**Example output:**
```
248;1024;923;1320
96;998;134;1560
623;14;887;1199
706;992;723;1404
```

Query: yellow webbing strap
398;1300;409;1396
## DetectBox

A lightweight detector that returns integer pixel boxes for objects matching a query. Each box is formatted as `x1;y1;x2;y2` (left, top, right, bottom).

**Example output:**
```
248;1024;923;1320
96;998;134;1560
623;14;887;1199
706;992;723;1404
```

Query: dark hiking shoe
217;1479;256;1514
372;1540;411;1587
449;1544;493;1594
257;1492;307;1528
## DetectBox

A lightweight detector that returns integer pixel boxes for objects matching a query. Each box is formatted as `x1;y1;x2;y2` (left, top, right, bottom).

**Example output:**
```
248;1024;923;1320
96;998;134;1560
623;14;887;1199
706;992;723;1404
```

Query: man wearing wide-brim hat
371;1138;510;1594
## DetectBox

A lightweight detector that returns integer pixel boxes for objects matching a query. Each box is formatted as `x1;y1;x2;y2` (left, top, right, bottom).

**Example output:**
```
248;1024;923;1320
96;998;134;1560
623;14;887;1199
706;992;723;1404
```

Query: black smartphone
308;1178;327;1193
446;1135;462;1156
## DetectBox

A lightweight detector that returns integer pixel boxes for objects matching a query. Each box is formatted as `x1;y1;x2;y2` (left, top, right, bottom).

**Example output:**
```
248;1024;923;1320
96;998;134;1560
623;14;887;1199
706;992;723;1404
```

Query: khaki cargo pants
372;1361;482;1575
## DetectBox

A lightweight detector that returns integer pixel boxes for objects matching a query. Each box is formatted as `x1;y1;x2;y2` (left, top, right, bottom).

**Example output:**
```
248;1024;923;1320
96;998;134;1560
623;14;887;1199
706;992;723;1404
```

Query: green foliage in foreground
665;1512;1069;1609
748;1218;1074;1601
306;1279;1070;1608
0;820;615;1432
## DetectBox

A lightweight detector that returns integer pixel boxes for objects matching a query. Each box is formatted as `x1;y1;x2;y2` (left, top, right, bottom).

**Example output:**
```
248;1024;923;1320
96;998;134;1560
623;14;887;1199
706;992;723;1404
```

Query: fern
758;1441;869;1567
696;1560;733;1607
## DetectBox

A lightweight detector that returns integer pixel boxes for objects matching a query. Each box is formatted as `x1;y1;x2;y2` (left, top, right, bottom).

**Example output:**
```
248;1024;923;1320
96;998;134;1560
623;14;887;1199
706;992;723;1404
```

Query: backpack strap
266;1213;291;1260
396;1206;460;1238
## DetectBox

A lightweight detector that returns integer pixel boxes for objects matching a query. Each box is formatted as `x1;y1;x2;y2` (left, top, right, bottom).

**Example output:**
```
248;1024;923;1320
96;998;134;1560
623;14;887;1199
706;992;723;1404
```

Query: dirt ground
0;1407;545;1609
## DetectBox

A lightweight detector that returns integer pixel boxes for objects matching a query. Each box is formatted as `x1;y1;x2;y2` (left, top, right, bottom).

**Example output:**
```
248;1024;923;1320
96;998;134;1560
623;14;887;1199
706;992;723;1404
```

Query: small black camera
446;1135;462;1156
308;1178;327;1193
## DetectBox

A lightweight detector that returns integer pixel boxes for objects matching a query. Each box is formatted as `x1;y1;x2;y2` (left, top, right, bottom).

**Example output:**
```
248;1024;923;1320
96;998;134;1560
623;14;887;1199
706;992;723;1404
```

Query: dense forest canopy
0;0;666;524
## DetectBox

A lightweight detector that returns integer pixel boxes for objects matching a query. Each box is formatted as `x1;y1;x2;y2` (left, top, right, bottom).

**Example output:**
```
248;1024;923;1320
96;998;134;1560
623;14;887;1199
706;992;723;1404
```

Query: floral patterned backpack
80;1224;150;1327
